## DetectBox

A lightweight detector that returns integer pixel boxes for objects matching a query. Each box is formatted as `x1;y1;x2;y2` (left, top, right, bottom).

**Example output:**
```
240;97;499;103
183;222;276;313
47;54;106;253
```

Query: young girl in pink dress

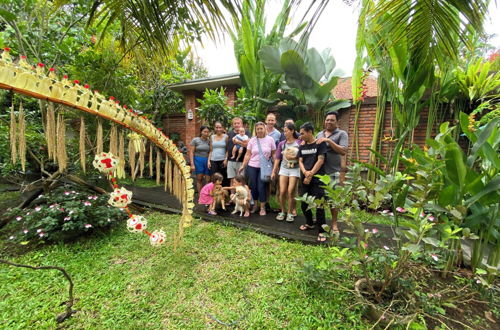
198;172;224;215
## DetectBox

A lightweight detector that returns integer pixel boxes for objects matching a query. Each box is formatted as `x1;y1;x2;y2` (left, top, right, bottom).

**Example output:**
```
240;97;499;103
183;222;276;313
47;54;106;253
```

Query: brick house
169;74;439;164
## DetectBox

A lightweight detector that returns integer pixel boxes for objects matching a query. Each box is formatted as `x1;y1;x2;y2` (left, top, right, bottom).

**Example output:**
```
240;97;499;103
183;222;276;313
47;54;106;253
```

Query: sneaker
286;213;295;222
276;212;286;221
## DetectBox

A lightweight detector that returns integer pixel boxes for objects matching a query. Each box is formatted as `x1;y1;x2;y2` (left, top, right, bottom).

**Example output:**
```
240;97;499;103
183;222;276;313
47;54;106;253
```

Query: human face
232;118;243;130
284;120;294;128
299;128;312;142
266;114;276;127
284;127;294;139
201;127;210;138
255;124;266;138
324;114;338;131
214;122;224;134
238;127;246;135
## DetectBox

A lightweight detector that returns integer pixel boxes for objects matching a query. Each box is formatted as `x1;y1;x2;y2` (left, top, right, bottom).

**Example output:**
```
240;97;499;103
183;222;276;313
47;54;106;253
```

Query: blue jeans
246;165;268;203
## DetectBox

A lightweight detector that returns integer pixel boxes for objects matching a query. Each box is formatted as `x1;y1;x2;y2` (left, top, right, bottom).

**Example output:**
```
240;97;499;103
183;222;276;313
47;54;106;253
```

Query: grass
0;212;368;329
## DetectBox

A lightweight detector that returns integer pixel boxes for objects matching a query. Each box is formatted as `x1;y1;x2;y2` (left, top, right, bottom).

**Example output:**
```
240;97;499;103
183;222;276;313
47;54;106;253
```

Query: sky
193;1;500;77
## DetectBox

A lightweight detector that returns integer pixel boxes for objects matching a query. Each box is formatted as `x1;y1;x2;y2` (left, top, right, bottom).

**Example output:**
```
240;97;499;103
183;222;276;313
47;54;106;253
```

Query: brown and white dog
211;182;227;211
231;186;248;216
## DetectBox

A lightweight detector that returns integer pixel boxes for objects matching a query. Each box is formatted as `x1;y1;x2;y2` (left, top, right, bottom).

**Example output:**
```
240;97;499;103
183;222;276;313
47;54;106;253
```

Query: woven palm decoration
56;112;67;171
96;118;103;154
9;105;17;164
18;102;26;171
79;116;86;173
45;102;56;160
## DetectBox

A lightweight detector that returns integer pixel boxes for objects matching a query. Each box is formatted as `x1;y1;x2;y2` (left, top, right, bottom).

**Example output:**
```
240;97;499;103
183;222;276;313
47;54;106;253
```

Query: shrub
5;186;127;242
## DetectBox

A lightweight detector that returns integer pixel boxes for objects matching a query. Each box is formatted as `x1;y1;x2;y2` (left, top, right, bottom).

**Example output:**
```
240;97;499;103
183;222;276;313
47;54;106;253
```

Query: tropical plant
229;0;307;120
259;38;350;126
196;88;233;129
232;88;257;126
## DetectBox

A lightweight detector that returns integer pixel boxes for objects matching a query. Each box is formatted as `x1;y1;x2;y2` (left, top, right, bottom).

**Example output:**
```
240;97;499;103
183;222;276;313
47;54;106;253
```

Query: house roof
168;73;378;100
168;73;241;92
333;76;378;100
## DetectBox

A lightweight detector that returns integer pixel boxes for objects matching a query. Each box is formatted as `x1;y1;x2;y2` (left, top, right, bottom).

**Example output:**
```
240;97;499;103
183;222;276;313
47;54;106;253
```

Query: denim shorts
278;166;301;177
194;156;210;175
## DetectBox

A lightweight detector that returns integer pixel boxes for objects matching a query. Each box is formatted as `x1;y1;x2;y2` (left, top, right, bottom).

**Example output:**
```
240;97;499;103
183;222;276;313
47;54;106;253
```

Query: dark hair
284;122;296;132
200;125;210;134
325;110;339;120
233;174;246;185
300;122;314;133
212;172;224;183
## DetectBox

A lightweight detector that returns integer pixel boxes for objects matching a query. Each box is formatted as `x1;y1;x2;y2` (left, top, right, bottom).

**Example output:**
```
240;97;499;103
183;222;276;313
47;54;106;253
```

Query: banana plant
258;38;350;126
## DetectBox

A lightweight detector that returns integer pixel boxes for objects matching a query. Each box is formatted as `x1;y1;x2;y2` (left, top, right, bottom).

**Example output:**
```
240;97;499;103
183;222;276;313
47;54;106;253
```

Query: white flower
39;232;45;238
9;235;15;240
49;204;55;208
83;201;92;206
381;210;390;214
107;218;111;222
372;228;379;234
35;206;42;212
16;216;22;221
23;229;28;234
84;224;92;228
64;217;71;221
69;210;74;215
364;229;369;232
383;245;390;250
431;254;439;261
64;191;71;195
36;229;42;233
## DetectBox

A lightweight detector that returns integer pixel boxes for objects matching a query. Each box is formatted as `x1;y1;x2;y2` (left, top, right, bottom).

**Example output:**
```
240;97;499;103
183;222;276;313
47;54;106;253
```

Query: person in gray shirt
316;110;348;234
189;125;211;193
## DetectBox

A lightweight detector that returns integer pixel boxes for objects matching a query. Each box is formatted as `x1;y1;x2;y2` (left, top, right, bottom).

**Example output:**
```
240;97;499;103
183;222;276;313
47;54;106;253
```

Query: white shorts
278;166;301;177
227;161;242;179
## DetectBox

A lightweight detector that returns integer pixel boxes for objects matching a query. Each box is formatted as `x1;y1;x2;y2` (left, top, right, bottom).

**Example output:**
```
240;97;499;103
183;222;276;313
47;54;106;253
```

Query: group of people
189;112;348;242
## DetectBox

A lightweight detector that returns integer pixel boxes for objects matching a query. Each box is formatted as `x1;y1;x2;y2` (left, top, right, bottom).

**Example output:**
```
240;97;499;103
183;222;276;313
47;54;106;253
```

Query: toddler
231;127;249;161
198;172;224;215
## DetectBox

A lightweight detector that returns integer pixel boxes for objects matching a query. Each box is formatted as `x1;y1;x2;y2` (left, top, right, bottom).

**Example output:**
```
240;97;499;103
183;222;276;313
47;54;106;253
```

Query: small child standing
198;173;224;215
231;127;249;161
223;174;252;217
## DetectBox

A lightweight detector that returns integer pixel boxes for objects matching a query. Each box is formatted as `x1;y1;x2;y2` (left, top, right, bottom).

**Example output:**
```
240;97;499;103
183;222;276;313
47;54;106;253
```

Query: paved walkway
126;185;395;246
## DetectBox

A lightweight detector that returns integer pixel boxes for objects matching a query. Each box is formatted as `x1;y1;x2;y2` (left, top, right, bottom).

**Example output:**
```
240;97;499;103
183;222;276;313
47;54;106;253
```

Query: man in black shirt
298;122;328;242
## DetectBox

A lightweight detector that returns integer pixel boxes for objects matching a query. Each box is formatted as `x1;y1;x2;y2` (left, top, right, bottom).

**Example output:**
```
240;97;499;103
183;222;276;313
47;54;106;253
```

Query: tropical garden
0;0;499;328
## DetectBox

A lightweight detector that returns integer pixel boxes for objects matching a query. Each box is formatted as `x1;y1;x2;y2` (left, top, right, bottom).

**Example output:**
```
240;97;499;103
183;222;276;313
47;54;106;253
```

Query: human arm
207;138;213;169
223;135;229;167
317;132;348;155
188;140;196;171
238;148;251;174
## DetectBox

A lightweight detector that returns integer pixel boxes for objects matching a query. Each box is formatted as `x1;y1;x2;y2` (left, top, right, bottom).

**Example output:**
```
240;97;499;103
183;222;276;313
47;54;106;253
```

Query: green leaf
0;8;16;21
422;237;440;247
402;243;421;254
316;76;339;100
444;143;466;191
324;99;351;112
465;175;500;206
305;48;326;82
258;45;283;74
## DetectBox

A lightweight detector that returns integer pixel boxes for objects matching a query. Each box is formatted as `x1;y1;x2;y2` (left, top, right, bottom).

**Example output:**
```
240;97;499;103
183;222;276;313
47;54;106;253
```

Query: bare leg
279;175;289;213
331;207;339;232
196;173;204;193
287;176;299;215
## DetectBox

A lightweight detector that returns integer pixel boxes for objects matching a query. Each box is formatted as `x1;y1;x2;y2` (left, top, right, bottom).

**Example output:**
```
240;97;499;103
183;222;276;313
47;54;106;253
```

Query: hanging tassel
128;138;136;181
79;117;86;173
18;102;26;171
139;139;145;178
166;157;171;193
156;149;161;185
56;112;67;171
46;103;56;160
109;124;118;155
96;119;103;154
117;130;125;179
164;152;168;191
149;143;153;177
9;105;17;164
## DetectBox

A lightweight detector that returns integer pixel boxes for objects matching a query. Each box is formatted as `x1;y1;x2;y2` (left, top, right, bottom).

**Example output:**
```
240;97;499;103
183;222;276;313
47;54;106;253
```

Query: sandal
299;224;315;231
317;233;327;242
207;210;217;215
285;213;295;223
276;212;286;221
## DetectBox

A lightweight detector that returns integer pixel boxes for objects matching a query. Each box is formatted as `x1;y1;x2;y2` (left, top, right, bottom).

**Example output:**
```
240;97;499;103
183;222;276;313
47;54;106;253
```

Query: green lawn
0;212;368;329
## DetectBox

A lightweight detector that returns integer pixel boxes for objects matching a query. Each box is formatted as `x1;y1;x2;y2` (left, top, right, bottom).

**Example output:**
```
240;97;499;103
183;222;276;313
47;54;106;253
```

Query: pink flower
64;217;71;221
420;212;425;218
16;216;22;221
383;245;390;250
23;229;28;234
83;201;92;206
396;207;406;213
372;228;378;234
84;224;92;228
35;206;42;212
428;215;435;222
431;254;439;261
39;232;45;238
363;243;368;248
64;191;71;195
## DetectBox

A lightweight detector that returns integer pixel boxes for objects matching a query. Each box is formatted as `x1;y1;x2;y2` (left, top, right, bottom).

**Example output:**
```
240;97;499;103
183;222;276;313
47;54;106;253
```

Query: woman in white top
271;122;300;222
207;121;229;179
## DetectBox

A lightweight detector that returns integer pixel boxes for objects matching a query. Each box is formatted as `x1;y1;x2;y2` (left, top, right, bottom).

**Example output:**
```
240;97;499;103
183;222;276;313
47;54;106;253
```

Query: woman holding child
239;122;276;216
271;122;300;222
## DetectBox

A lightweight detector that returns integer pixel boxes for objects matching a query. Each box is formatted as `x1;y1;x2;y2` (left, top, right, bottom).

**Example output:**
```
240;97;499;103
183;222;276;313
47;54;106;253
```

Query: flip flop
317;233;328;242
299;224;315;231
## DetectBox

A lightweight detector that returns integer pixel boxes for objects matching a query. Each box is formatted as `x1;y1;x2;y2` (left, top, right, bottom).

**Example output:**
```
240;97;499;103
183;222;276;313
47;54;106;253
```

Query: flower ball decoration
93;152;119;173
108;187;133;208
127;215;148;233
149;230;166;246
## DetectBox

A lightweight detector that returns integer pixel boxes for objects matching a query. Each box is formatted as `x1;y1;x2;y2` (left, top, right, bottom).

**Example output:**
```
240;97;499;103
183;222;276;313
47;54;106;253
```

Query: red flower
115;100;120;104
3;47;10;51
37;63;44;67
73;80;80;84
49;67;55;72
21;55;27;59
63;75;68;79
84;84;90;89
110;96;115;100
123;105;127;109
